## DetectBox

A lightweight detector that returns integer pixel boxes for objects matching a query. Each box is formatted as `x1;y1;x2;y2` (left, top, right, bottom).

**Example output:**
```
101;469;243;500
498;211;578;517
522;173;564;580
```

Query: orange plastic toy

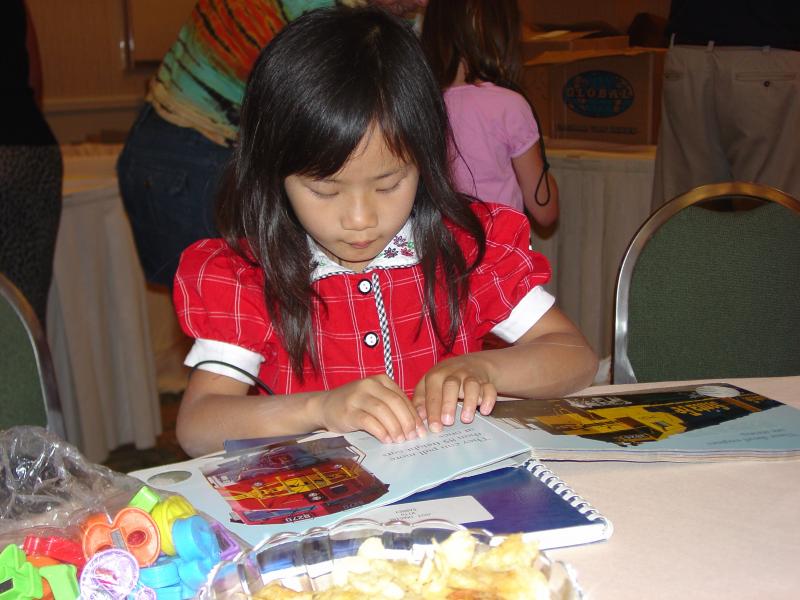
82;507;160;567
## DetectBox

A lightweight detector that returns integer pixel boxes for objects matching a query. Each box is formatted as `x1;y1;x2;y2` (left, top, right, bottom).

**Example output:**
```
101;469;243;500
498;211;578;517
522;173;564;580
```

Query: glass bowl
199;518;583;599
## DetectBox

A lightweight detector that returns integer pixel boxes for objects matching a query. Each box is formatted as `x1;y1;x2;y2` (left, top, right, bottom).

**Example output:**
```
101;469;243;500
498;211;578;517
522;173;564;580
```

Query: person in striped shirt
172;7;597;457
118;0;427;287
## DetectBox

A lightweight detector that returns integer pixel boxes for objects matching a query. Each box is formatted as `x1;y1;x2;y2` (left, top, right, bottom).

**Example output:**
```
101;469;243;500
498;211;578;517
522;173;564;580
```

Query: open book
489;383;800;462
129;408;531;547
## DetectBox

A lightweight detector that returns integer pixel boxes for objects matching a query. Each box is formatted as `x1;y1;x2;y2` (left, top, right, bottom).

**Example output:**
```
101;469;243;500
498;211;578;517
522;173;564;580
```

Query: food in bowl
199;519;582;600
251;530;551;599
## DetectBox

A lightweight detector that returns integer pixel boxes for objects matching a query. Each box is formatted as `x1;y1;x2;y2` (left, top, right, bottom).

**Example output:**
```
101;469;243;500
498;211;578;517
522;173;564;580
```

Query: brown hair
421;0;523;91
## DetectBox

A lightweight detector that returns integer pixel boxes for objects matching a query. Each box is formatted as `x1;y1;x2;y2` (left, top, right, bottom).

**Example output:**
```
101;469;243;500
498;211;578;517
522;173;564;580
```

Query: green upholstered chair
613;182;800;384
0;272;63;434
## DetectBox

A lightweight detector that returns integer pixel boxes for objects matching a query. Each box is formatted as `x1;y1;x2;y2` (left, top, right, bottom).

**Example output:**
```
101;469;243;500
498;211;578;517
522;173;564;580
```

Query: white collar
309;219;419;280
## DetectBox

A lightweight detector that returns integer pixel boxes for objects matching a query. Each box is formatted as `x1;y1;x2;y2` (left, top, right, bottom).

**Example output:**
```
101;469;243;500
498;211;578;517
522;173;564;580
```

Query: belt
671;33;800;52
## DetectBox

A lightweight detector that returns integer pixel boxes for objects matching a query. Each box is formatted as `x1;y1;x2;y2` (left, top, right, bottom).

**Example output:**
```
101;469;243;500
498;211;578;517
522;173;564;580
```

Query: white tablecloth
48;147;161;463
547;375;800;599
538;143;657;358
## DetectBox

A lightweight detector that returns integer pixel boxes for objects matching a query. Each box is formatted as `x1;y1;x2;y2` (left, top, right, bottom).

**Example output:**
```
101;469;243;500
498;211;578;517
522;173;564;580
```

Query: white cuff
184;338;265;385
490;286;556;343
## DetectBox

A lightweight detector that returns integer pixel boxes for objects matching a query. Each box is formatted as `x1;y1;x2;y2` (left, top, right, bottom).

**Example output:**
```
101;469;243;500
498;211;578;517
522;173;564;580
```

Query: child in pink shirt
422;0;559;227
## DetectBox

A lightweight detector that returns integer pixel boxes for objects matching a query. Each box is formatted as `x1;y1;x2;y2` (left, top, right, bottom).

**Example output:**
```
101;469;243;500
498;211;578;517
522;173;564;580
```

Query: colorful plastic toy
0;544;43;600
172;517;220;564
38;565;78;600
82;507;160;567
209;523;240;561
21;537;85;571
138;516;222;599
80;513;112;536
149;497;196;557
139;558;180;589
79;548;139;600
128;487;161;514
25;555;60;600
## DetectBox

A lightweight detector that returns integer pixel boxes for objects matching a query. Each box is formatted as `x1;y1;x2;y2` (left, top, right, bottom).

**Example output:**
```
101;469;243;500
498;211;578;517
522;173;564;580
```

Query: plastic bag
0;427;139;535
0;426;248;599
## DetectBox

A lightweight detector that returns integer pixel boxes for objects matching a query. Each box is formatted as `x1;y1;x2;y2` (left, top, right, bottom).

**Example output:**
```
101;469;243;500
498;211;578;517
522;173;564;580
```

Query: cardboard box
521;28;629;62
517;0;671;37
523;48;666;145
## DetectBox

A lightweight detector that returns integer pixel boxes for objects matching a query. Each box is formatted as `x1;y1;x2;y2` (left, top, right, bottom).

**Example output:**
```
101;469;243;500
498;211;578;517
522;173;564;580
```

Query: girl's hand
313;374;426;444
412;355;498;433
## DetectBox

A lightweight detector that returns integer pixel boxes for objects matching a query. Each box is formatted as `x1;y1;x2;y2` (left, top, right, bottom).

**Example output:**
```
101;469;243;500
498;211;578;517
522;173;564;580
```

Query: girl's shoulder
179;237;247;266
176;238;263;287
173;237;272;348
470;200;529;228
445;82;525;102
448;202;547;281
444;83;531;116
449;201;531;249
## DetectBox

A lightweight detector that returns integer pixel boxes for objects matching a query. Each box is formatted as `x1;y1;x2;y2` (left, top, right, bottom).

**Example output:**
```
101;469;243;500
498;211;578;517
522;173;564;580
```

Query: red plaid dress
174;203;554;396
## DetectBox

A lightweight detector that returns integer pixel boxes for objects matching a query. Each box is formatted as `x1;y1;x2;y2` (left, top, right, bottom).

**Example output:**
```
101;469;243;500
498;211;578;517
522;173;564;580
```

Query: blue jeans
117;103;231;287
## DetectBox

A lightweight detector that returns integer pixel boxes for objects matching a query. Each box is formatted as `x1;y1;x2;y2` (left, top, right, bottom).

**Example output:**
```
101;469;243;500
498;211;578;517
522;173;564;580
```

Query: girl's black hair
217;6;486;379
420;0;552;204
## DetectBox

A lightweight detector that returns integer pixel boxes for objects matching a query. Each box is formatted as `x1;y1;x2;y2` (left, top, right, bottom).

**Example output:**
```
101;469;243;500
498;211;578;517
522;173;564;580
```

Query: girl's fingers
422;383;444;433
355;411;393;445
353;378;422;442
374;377;425;438
439;376;461;426
460;377;483;423
413;364;495;433
412;380;428;420
477;383;497;415
360;396;408;443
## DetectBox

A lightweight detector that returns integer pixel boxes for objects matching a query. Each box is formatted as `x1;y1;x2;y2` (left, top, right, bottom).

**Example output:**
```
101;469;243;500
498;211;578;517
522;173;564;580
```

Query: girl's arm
413;305;597;432
511;142;560;228
177;371;424;457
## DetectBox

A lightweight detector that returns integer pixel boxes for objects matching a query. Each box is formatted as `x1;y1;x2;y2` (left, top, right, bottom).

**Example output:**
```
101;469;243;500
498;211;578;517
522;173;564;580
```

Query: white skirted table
539;142;657;359
48;145;161;463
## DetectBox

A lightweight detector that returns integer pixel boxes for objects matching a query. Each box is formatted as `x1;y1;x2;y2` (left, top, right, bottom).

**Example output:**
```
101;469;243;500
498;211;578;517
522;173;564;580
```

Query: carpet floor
102;392;190;473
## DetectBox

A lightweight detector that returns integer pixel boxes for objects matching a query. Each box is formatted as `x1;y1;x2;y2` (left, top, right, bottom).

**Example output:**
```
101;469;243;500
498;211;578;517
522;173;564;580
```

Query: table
47;145;161;463
538;142;656;359
547;375;800;600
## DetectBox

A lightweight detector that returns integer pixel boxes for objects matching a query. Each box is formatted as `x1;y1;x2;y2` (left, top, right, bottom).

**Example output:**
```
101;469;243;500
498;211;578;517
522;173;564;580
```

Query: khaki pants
652;43;800;210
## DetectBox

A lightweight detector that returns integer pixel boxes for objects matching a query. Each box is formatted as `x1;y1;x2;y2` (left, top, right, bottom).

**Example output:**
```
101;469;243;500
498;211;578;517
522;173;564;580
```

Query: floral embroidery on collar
309;219;419;280
378;233;416;260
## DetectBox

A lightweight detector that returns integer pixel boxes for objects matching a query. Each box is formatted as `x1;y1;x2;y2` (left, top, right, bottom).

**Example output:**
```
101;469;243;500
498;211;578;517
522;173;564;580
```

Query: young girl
421;0;559;228
173;6;596;457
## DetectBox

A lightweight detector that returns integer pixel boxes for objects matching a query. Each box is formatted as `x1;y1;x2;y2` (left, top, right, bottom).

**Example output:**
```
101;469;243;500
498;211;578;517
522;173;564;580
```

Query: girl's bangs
377;110;416;167
286;76;416;178
292;104;415;180
294;106;370;179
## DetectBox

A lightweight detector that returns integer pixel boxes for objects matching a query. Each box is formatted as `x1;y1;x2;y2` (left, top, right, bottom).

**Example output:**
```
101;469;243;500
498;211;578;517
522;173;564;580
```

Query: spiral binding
525;460;606;523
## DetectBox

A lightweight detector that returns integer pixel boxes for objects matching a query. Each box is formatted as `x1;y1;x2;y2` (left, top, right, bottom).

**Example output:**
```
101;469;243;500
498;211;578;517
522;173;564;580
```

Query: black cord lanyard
190;359;275;395
530;101;552;207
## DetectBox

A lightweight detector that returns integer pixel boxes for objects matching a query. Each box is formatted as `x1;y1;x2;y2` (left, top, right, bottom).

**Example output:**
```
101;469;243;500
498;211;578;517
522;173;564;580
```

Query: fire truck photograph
492;387;782;447
201;437;389;525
